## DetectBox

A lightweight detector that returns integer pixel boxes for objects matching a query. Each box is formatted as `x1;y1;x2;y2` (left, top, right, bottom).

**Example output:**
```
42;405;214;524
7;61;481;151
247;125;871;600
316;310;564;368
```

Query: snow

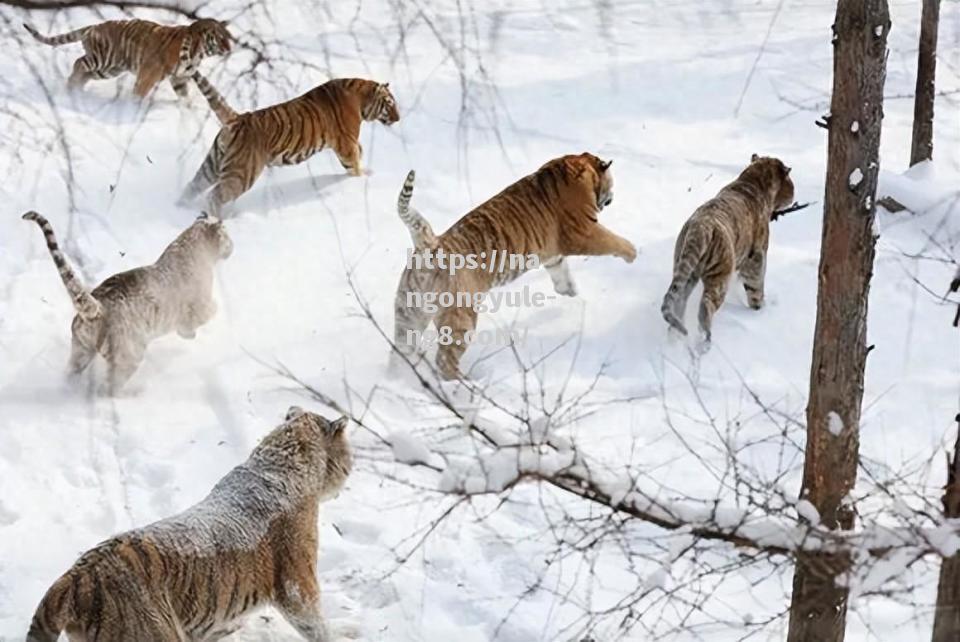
389;431;433;466
1;0;959;640
849;167;864;188
851;120;860;133
828;411;844;436
796;500;821;526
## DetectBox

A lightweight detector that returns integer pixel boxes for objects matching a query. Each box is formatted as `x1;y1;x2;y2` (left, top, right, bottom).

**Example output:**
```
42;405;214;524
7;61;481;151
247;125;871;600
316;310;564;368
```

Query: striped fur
397;170;437;249
21;212;101;320
24;18;231;98
660;154;795;342
392;153;636;380
27;407;352;642
191;69;237;124
180;73;400;215
23;212;232;394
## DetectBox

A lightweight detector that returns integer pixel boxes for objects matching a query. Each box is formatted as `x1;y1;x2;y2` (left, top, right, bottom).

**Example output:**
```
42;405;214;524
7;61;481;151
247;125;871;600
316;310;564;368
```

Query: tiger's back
28;408;352;642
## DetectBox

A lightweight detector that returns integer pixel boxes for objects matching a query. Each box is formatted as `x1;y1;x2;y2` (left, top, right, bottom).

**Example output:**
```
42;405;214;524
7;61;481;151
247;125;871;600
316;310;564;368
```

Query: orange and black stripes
24;18;231;98
182;76;400;215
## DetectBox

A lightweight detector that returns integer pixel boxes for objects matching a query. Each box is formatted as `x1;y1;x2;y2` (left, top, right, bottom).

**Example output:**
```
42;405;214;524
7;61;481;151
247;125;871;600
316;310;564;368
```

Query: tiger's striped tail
23;23;90;46
397;170;437;250
191;71;237;125
26;575;72;642
22;212;101;321
660;231;706;336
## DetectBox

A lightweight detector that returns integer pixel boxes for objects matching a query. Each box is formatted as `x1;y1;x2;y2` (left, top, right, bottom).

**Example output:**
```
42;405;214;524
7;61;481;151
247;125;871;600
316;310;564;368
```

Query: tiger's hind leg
697;272;730;347
67;55;121;91
101;335;147;395
661;274;698;335
67;336;97;376
738;250;767;310
434;305;478;381
390;272;436;374
206;147;268;216
179;143;222;207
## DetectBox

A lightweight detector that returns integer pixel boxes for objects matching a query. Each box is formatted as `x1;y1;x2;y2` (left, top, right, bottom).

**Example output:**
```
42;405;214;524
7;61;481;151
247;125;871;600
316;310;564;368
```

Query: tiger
23;18;232;98
22;211;233;394
26;406;353;642
660;154;795;344
179;70;400;216
391;153;638;380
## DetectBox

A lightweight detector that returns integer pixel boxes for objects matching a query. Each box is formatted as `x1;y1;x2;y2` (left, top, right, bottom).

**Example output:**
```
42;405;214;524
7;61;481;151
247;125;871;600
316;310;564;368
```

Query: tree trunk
910;0;940;166
786;2;889;641
932;417;960;641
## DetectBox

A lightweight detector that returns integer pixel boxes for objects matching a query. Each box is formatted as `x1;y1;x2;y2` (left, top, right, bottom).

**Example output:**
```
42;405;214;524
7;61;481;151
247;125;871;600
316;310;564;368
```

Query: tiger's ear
286;406;306;421
327;416;349;436
751;153;760;163
599;159;612;172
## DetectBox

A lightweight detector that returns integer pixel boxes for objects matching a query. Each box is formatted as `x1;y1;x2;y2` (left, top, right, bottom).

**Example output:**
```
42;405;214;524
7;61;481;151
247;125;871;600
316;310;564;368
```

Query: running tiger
179;71;400;215
392;153;637;380
660;154;795;344
23;18;232;98
22;211;232;393
26;406;353;642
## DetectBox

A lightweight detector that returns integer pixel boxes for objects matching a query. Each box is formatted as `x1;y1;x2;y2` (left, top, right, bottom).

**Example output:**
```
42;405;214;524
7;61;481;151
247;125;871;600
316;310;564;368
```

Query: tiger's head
270;407;353;500
195;212;234;259
188;18;233;57
748;153;795;210
365;82;400;125
558;153;614;211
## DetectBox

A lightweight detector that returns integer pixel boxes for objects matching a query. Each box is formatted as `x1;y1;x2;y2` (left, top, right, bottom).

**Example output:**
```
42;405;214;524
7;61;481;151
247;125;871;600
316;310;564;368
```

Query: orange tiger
23;18;232;98
180;70;400;215
392;153;637;380
27;406;352;642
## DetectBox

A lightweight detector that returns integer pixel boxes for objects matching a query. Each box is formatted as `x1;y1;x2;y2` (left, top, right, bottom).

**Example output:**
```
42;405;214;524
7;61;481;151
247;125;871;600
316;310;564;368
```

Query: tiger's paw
620;243;638;264
553;278;578;297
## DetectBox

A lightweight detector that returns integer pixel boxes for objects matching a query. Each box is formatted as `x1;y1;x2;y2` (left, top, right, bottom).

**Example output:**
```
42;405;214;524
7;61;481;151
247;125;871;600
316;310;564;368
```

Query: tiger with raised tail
660;154;795;346
23;18;232;98
22;210;232;394
179;71;400;216
27;406;353;642
392;153;638;380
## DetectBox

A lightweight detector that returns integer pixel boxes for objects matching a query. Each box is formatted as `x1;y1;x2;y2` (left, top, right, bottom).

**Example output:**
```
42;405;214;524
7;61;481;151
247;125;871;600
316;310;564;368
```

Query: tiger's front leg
335;140;363;177
567;224;638;263
276;585;332;642
544;257;577;297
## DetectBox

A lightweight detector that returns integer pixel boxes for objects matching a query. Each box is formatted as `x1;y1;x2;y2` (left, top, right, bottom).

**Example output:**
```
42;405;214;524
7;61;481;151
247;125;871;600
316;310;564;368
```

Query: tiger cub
22;211;232;394
392;153;637;380
27;406;353;642
660;154;794;343
23;18;232;98
179;71;400;216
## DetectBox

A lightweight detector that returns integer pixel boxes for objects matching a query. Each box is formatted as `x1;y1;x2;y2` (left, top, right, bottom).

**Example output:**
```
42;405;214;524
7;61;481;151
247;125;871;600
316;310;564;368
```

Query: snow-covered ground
1;0;959;640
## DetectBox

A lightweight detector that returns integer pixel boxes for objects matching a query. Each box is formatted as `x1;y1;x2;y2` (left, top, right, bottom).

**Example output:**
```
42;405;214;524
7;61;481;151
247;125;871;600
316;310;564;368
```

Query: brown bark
932;418;960;641
910;0;940;166
786;2;889;641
